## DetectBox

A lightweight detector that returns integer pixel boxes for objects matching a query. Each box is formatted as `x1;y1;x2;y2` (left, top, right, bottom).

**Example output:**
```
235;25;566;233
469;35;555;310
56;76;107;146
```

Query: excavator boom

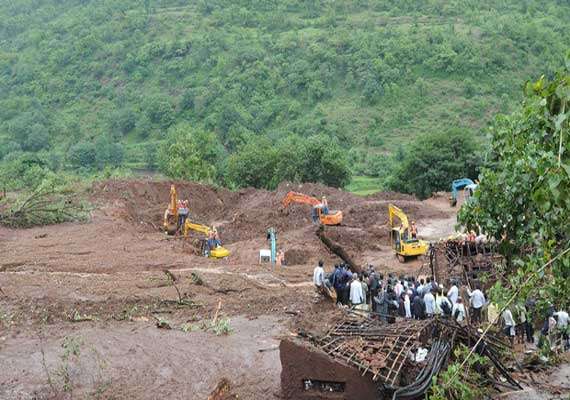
163;184;179;235
183;221;211;236
388;204;409;230
388;204;427;262
281;191;342;226
282;191;321;208
168;185;178;217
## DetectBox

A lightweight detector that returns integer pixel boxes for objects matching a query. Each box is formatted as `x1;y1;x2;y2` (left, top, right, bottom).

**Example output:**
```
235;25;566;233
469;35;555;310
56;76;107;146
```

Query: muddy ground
0;179;563;399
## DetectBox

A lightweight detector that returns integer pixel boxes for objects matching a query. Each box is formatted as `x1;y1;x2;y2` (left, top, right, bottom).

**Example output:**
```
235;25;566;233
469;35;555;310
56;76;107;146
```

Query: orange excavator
282;191;343;226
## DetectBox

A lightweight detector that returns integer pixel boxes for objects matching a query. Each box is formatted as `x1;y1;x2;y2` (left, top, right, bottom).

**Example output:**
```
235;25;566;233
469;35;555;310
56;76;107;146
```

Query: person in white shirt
313;260;324;288
416;279;425;297
424;290;436;317
404;291;412;319
502;308;516;347
349;275;364;305
447;281;459;304
452;298;467;323
394;280;404;297
468;285;486;325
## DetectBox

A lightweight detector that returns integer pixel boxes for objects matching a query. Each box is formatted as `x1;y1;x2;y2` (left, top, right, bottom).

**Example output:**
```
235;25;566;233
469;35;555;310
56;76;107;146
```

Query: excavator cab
183;220;230;259
282;191;343;226
450;178;478;207
388;204;428;263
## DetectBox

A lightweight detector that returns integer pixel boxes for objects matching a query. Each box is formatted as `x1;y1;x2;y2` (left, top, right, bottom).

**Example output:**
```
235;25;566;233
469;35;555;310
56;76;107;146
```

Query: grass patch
345;176;383;196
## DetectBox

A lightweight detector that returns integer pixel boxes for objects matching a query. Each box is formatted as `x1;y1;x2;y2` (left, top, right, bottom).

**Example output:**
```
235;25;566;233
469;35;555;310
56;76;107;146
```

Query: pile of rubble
429;239;505;289
281;313;521;400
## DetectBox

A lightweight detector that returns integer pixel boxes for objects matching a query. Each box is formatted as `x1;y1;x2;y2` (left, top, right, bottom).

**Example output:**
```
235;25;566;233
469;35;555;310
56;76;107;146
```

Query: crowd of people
313;261;569;350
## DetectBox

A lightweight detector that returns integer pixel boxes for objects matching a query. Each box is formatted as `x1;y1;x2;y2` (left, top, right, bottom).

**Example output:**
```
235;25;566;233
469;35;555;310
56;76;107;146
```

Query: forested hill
1;0;569;187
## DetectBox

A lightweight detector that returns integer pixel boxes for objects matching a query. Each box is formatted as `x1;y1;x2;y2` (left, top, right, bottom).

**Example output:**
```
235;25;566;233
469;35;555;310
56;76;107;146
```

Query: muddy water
0;316;284;399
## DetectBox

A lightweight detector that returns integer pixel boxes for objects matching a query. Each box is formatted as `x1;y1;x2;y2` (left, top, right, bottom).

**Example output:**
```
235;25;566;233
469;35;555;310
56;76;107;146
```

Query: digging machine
450;178;478;207
388;204;428;263
162;184;230;258
281;191;343;226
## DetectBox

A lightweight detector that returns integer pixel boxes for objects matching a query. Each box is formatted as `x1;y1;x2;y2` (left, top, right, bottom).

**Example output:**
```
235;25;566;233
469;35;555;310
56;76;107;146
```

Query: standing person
436;289;452;318
386;287;399;323
416;279;425;297
412;294;425;320
342;266;353;305
332;265;343;304
394;280;404;297
321;196;329;215
404;290;412;319
424;277;433;296
374;287;389;322
447;280;459;305
410;221;418;239
452;298;467;323
468;285;486;325
313;260;325;289
368;271;380;307
350;275;364;306
514;303;529;345
502;308;516;348
360;274;369;305
553;309;569;349
424;289;436;318
525;298;536;344
178;200;189;230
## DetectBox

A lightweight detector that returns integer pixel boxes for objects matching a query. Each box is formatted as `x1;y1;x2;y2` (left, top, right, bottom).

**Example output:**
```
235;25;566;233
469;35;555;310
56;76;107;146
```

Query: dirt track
0;179;459;399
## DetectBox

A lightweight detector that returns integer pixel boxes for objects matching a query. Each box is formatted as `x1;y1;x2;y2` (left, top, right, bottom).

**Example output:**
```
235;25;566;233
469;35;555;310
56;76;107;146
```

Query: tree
458;70;569;308
68;141;97;169
157;124;225;182
226;136;277;189
109;108;137;138
389;130;481;199
302;135;352;188
226;134;351;189
95;136;124;169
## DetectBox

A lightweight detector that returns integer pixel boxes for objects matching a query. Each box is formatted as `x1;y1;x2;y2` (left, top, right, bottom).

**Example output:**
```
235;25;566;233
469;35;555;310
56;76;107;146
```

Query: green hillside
0;0;569;189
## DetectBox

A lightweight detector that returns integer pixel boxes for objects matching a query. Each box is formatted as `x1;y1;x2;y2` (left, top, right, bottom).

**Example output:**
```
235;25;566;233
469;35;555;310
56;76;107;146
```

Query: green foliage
157;123;225;183
389;129;482;199
458;67;570;309
68;142;97;169
226;134;351;189
429;345;488;400
0;0;568;181
0;174;90;228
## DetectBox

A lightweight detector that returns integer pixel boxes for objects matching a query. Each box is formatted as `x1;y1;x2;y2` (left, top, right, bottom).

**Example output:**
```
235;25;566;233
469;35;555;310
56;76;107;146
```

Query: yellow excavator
388;204;428;263
282;191;343;226
163;184;230;259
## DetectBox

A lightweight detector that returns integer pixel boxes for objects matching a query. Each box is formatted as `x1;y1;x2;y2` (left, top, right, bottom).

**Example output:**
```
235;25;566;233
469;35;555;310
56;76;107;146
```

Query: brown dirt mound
90;179;452;267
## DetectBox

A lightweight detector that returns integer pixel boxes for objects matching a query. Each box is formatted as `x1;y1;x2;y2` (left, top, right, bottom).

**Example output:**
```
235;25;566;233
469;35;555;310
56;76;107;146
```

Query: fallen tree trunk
316;225;361;272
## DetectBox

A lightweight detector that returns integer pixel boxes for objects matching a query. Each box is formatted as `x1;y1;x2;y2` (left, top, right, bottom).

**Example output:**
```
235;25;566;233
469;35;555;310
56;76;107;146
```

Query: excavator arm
163;184;179;235
183;221;211;237
282;191;321;208
388;204;409;230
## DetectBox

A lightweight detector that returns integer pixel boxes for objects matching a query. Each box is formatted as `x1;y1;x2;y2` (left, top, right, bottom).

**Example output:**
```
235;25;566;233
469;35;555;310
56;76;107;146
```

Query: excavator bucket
210;247;230;258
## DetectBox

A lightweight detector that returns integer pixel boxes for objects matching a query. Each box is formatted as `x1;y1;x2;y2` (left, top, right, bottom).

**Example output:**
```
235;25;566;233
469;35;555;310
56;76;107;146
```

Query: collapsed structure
429;239;504;289
281;313;520;400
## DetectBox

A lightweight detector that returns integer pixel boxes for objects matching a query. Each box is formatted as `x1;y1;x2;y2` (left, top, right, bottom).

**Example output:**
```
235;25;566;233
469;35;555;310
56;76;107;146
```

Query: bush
157;123;225;182
68;141;97;169
389;129;481;199
226;134;351;189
